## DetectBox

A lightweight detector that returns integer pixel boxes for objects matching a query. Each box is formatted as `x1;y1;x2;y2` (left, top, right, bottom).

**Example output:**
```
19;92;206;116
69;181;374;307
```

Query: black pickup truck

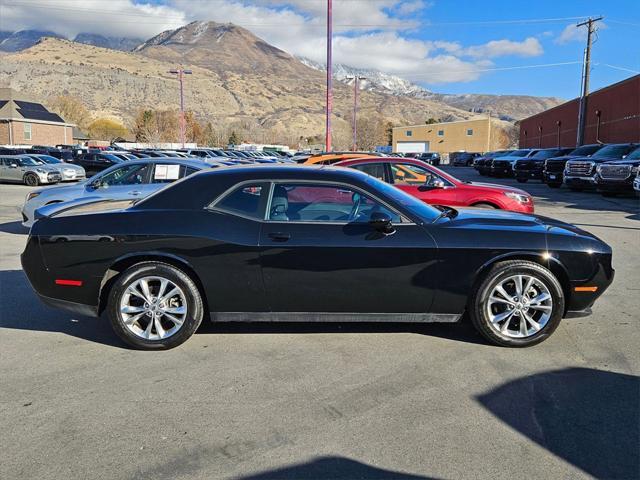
563;143;638;191
542;144;604;188
595;146;640;195
513;147;574;183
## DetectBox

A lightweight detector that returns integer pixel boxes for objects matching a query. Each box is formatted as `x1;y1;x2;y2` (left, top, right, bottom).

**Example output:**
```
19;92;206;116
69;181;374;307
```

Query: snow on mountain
298;57;433;98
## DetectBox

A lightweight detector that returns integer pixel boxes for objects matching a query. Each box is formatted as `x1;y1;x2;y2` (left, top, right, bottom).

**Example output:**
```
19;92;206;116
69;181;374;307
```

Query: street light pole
325;0;333;152
346;75;366;151
169;68;193;148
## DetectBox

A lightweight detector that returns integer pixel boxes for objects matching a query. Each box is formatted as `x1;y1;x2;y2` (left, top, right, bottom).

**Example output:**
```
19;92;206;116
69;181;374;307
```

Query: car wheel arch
97;253;209;316
472;251;572;314
470;200;501;209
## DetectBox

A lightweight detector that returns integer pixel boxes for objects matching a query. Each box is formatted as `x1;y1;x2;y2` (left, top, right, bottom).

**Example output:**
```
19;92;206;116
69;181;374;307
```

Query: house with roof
0;88;75;146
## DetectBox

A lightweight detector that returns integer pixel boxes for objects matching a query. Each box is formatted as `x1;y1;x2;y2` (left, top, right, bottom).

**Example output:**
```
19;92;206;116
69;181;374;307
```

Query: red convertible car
335;157;534;213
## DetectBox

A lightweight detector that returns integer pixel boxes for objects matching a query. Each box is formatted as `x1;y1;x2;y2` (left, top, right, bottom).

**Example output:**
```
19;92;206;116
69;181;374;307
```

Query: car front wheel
107;262;204;350
24;173;40;186
469;260;564;347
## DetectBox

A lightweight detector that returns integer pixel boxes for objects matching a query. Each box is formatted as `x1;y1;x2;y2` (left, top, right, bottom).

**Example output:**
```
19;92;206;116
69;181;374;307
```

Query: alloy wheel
485;274;553;338
119;276;188;340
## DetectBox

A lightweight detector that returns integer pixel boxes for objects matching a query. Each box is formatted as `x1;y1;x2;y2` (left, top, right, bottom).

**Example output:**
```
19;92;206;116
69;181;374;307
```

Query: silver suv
0;155;62;186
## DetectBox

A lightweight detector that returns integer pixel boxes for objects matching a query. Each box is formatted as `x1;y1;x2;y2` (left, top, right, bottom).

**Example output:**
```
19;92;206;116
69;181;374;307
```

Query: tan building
0;88;74;146
393;117;508;155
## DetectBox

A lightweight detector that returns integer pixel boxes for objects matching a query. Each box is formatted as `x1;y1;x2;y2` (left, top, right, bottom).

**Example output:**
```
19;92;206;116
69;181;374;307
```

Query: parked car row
472;144;640;196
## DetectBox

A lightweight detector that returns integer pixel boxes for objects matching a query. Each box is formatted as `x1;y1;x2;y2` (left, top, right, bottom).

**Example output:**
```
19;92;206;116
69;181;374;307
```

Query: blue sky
4;0;639;99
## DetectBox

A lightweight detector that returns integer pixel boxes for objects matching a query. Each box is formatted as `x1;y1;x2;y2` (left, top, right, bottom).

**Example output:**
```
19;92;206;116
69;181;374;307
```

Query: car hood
438;208;605;244
24;164;61;172
598;159;640;166
31;181;88;198
465;181;530;195
568;155;625;164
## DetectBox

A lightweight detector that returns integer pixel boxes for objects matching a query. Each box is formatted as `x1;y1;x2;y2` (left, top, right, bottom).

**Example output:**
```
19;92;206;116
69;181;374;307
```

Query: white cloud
464;37;543;58
555;22;607;45
1;0;547;84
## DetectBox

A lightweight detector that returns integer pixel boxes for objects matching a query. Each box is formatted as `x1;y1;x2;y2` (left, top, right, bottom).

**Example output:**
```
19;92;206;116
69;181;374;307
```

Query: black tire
469;260;564;347
24;173;39;187
516;178;528;183
107;262;204;350
547;182;561;188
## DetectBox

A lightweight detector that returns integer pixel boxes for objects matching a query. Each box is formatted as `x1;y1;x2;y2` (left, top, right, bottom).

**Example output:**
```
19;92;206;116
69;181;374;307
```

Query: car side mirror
369;212;395;235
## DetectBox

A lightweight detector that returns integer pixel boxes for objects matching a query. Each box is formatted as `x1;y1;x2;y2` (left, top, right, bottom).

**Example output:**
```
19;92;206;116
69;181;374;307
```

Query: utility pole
576;16;603;146
325;0;333;152
169;68;193;148
346;75;366;151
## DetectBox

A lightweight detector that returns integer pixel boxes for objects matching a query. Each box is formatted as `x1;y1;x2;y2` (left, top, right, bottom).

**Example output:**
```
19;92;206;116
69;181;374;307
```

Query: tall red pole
325;0;332;152
352;77;358;151
179;70;186;148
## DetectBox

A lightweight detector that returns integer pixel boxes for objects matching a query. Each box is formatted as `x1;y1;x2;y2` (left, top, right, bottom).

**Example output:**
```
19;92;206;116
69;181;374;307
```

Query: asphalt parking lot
1;167;638;480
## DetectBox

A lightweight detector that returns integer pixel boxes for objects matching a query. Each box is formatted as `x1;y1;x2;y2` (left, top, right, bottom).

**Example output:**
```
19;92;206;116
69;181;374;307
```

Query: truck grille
566;161;594;176
514;160;536;170
599;164;632;180
544;159;566;173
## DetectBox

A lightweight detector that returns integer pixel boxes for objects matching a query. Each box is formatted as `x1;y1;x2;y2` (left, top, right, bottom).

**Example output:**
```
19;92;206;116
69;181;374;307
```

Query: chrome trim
210;312;461;323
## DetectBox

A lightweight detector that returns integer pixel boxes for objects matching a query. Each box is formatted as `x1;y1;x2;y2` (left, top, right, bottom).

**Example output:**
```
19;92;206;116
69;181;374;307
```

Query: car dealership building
519;74;640;148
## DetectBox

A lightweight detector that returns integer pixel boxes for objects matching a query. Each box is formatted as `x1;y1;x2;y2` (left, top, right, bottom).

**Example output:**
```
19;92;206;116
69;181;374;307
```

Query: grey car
0;155;62;186
22;154;86;182
21;158;211;227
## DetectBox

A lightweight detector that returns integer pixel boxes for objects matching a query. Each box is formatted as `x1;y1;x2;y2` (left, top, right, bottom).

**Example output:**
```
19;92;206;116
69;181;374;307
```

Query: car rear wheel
469;260;564;347
24;173;39;186
107;262;204;350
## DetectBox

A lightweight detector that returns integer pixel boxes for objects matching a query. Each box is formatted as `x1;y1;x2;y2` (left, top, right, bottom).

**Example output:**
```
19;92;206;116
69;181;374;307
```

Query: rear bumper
37;293;99;317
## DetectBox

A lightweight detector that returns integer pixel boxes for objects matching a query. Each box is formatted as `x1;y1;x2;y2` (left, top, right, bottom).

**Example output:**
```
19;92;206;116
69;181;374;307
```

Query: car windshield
363;175;441;222
510;150;530;157
592;144;633;159
102;154;123;162
17;157;42;166
36;155;62;164
569;145;602;156
531;149;562;159
625;146;640;160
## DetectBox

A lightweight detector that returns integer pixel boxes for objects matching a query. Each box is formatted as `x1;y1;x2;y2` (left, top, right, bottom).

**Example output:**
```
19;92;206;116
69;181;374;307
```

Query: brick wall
8;121;72;146
0;122;9;144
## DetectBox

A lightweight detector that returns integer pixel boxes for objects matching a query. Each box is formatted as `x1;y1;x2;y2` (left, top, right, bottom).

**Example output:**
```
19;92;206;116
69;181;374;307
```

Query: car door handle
128;190;142;195
268;232;291;242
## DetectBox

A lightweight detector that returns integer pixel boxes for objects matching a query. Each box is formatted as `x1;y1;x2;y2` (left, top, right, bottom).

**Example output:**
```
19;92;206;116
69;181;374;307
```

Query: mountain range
0;22;562;146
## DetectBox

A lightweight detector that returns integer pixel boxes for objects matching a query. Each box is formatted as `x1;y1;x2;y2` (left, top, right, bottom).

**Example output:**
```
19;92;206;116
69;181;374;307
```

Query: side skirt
210;312;461;323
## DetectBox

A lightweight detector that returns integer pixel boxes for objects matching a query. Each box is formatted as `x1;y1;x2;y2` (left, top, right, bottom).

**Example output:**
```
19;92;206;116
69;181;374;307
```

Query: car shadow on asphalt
0;269;488;348
476;367;639;479
232;456;436;479
0;221;28;235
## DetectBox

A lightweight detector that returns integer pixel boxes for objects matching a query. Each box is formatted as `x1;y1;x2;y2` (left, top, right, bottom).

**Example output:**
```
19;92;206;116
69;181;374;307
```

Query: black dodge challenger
21;165;614;349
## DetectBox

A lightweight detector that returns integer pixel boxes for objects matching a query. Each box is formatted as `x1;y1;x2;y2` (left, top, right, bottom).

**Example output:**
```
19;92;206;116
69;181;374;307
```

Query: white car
22;154;86;182
0;155;62;186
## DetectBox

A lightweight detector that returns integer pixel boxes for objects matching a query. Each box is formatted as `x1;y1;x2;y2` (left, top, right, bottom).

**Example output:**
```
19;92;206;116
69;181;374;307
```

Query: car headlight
632;165;639;175
505;191;531;203
26;192;41;202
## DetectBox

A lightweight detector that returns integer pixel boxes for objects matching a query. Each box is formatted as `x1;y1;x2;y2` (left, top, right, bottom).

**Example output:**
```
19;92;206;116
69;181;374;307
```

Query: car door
0;158;10;181
87;163;154;200
389;162;459;207
145;163;201;196
258;181;438;314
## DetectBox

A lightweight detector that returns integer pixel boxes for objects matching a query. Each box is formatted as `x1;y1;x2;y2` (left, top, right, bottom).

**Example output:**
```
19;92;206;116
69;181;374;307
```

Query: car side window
150;164;195;184
350;163;386;181
268;183;401;223
100;164;150;186
390;163;452;187
212;183;269;220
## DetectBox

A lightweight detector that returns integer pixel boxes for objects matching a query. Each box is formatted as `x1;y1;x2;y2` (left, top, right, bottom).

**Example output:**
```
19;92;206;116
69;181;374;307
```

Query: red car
334;157;534;213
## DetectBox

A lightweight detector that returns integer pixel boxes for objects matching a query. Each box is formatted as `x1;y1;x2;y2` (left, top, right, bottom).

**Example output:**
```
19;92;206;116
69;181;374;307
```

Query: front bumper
543;171;563;184
634;177;640;192
39;172;62;184
514;168;543;180
564;174;597;189
490;164;513;176
596;177;635;192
